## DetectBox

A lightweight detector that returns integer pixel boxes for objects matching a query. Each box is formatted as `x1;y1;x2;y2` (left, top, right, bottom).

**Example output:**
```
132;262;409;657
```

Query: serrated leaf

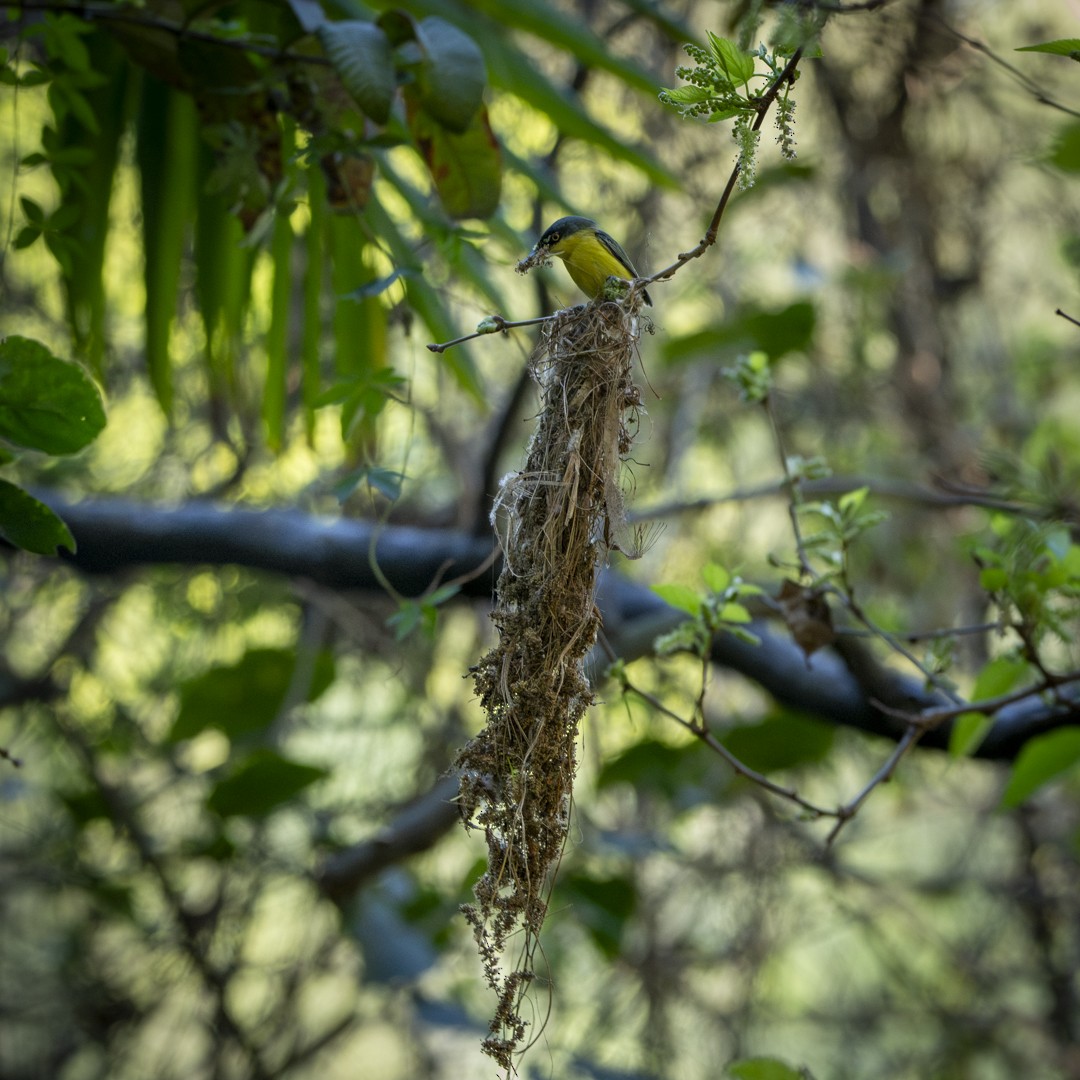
0;479;76;555
652;582;702;616
0;336;106;453
707;32;755;86
660;84;713;105
318;20;395;125
414;17;485;134
1001;729;1080;808
208;749;329;818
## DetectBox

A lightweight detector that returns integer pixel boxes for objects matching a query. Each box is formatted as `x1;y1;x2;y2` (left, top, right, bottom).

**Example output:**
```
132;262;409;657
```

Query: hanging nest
457;298;647;1070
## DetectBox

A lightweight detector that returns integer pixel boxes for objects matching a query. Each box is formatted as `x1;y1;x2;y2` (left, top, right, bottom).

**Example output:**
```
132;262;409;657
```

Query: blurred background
2;1;1080;1077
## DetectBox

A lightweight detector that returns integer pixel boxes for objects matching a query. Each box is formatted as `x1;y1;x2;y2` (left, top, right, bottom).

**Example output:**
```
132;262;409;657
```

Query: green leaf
557;872;636;959
659;84;714;105
1001;729;1080;808
1016;39;1080;60
137;81;198;413
838;486;869;513
13;226;40;249
1047;122;1080;173
464;0;656;95
702;562;730;593
20;196;45;224
652;582;702;616
597;738;711;804
971;655;1029;702
707;32;755;86
208;749;329;818
0;336;106;453
665;302;815;365
264;154;295;453
949;711;993;758
170;647;336;742
344;269;416;301
718;601;752;624
414;17;485;133
723;712;834;772
406;97;501;219
0;479;77;555
727;1058;807;1080
481;37;676;190
318;20;396;125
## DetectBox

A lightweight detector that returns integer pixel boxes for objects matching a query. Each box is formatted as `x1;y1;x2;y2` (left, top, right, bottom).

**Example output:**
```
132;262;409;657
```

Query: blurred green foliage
2;1;1080;1078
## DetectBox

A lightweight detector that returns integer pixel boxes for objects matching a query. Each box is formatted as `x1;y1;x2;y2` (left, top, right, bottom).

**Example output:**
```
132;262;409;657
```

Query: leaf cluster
0;336;105;554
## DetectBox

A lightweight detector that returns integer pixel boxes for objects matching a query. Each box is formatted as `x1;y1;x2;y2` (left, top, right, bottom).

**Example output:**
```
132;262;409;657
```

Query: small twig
929;12;1080;121
765;394;814;575
641;49;804;292
873;671;1080;731
427;313;560;354
825;725;920;845
1056;308;1080;330
620;677;833;819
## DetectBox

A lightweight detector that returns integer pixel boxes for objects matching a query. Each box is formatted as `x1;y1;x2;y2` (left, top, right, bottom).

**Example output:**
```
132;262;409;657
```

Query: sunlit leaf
652;582;702;615
707;32;755;86
1016;39;1080;59
0;336;105;453
702;562;730;593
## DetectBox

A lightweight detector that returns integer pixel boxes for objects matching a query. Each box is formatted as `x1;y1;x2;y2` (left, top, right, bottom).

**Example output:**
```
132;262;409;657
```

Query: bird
528;216;652;306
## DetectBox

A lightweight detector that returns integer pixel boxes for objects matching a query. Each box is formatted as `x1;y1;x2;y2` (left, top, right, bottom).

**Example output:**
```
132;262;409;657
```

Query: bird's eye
550;233;560;243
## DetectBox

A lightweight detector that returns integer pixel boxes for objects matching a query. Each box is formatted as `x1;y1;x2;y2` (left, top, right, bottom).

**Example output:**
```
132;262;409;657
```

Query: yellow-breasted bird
529;216;652;306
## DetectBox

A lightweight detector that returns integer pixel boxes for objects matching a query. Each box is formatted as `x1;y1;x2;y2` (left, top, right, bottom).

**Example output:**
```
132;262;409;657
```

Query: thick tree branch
37;494;1080;761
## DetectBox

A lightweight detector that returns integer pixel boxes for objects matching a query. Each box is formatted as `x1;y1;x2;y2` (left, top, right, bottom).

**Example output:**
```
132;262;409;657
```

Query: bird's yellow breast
551;229;634;300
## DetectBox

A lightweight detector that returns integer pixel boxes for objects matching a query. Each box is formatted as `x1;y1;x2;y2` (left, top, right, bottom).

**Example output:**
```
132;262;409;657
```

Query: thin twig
621;678;833;818
427;313;562;353
826;725;920;844
641;49;804;291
